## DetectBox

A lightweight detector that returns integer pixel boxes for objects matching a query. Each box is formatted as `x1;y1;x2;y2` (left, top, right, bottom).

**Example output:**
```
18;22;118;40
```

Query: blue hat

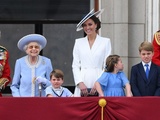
76;9;104;31
17;34;47;52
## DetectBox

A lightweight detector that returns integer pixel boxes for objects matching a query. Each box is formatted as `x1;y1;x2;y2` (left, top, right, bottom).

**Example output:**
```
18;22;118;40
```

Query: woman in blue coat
11;34;53;97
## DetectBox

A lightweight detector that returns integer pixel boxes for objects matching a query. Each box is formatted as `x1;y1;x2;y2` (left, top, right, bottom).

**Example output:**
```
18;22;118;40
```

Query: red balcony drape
0;97;159;120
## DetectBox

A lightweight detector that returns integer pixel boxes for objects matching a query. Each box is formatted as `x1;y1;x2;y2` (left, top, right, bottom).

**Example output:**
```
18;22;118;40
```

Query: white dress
72;35;111;96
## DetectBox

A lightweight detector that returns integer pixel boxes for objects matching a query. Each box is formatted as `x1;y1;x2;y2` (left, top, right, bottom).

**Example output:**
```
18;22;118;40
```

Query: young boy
45;69;73;97
130;41;160;96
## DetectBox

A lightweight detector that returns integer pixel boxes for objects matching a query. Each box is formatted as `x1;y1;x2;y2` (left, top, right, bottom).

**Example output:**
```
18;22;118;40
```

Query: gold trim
98;98;107;120
32;77;36;84
155;32;160;45
0;78;9;89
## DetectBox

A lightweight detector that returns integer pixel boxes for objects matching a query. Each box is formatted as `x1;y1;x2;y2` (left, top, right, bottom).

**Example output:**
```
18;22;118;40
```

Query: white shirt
142;61;151;71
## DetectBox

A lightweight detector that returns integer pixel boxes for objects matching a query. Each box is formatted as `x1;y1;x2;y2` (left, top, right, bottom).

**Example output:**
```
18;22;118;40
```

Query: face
115;58;124;71
26;42;41;57
82;19;97;35
139;50;153;63
50;75;63;89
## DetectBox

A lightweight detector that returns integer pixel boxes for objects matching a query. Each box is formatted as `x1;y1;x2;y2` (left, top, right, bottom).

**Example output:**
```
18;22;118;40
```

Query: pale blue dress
45;86;73;97
10;55;53;97
97;71;129;96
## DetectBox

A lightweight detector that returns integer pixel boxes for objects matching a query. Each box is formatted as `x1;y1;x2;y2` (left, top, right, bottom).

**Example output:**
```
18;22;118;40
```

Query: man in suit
0;45;11;97
130;41;160;96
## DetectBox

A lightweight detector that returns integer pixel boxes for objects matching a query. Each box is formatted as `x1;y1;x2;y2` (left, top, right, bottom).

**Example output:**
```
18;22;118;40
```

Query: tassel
98;98;107;120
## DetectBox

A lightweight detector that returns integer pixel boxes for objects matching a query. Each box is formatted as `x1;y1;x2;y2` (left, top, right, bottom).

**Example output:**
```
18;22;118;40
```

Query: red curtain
0;97;159;120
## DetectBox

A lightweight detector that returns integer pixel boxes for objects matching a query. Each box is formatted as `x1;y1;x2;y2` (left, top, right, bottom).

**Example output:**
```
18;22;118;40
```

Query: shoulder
17;56;26;61
151;62;160;69
100;72;110;77
46;85;52;90
75;37;87;43
131;62;141;69
40;56;51;61
97;35;110;42
63;87;72;93
117;71;127;76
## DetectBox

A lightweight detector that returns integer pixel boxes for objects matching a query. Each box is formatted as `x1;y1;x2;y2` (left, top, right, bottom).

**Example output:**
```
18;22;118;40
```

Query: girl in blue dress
95;55;132;97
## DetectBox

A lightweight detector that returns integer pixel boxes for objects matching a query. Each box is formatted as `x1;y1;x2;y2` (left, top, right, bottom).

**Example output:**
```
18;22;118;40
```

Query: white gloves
35;76;47;84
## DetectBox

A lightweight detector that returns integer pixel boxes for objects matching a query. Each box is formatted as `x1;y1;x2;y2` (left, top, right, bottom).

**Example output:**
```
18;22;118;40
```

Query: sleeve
0;50;11;88
103;38;112;70
72;39;83;85
10;60;21;97
97;72;108;90
130;66;141;96
152;37;160;66
45;86;53;96
119;72;129;87
105;38;112;58
42;58;53;88
65;88;73;97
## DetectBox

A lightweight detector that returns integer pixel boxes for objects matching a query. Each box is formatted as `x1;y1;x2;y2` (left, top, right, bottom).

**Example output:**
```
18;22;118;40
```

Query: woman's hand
89;86;97;96
78;82;88;96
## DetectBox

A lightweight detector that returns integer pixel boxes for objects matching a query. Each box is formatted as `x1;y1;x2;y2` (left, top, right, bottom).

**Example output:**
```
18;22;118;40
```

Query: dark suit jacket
130;62;160;96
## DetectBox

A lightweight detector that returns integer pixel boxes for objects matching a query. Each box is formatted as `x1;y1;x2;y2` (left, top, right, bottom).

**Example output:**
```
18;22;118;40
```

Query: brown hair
139;41;153;52
82;15;101;32
105;55;120;72
50;69;64;80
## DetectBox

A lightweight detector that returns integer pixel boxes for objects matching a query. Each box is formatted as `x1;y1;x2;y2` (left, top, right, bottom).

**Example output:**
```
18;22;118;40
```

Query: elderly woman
11;34;53;97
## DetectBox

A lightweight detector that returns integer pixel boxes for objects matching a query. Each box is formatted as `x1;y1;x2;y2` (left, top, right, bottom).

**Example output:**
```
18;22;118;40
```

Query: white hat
76;9;104;31
17;34;47;52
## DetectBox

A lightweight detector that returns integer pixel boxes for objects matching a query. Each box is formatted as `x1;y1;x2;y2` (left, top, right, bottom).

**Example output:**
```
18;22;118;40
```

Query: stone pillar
100;0;129;76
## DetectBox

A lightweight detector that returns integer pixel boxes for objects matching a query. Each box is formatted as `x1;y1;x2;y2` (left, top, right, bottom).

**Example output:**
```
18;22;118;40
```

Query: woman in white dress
72;9;112;97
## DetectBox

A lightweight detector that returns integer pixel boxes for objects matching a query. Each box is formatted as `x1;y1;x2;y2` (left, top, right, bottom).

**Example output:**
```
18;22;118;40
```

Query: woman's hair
90;15;101;31
23;43;42;51
82;15;101;32
50;69;64;80
105;55;120;72
139;41;153;52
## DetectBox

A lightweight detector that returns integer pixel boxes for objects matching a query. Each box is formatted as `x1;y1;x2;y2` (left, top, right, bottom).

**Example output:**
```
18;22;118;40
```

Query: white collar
142;61;151;67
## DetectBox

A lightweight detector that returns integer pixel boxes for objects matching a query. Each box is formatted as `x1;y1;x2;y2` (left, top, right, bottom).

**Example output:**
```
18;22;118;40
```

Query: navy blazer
130;62;160;96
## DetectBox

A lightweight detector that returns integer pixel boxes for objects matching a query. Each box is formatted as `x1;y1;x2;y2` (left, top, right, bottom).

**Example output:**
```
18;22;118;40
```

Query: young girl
95;55;132;97
45;69;73;97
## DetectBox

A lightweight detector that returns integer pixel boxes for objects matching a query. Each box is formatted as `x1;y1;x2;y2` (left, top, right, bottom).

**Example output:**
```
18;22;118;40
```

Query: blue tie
145;64;149;79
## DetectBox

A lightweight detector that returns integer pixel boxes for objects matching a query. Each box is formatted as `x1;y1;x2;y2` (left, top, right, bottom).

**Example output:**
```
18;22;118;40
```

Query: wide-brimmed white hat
17;34;47;52
76;9;104;31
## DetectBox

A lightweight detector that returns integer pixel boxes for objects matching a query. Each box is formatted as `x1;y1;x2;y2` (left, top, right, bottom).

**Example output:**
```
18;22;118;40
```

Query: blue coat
130;62;160;96
11;55;53;97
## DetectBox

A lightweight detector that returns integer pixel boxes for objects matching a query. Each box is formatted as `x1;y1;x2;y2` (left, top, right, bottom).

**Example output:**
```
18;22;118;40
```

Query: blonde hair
139;41;153;52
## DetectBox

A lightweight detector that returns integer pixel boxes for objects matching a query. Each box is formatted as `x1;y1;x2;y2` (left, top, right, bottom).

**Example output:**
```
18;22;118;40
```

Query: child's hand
126;92;133;97
47;94;53;97
99;94;104;97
